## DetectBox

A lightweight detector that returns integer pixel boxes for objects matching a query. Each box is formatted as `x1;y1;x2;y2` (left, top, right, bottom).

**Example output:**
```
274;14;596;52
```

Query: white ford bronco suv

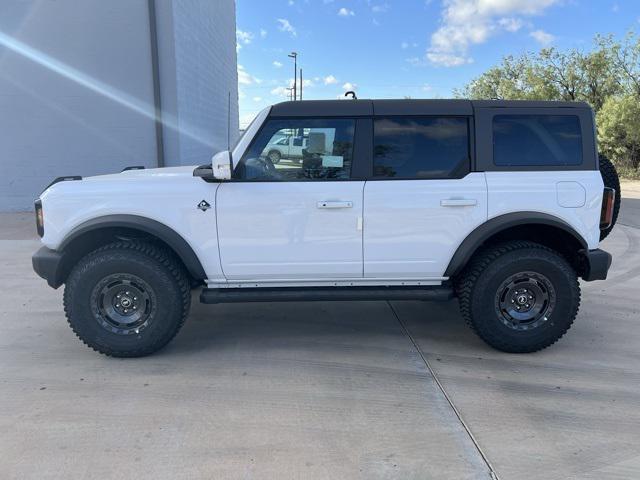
32;100;619;357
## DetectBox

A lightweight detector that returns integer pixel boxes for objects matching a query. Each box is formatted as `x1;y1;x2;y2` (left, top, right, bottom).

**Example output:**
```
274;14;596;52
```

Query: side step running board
200;286;454;304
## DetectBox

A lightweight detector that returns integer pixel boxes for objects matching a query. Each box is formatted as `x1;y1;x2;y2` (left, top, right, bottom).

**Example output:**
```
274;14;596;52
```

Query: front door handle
440;198;478;207
317;201;353;209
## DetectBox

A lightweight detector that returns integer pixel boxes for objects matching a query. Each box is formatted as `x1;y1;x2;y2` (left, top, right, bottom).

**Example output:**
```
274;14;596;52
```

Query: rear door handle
317;201;353;209
440;198;477;207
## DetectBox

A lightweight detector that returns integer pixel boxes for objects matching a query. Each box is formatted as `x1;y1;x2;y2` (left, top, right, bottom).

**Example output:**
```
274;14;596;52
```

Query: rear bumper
32;246;65;289
581;248;612;281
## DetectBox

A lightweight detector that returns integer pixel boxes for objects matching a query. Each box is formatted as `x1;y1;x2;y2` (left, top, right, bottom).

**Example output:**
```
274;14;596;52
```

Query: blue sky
236;0;640;126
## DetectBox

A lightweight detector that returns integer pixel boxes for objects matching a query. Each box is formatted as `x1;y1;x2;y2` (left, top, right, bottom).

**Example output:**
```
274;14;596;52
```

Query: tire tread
456;241;581;353
63;241;191;357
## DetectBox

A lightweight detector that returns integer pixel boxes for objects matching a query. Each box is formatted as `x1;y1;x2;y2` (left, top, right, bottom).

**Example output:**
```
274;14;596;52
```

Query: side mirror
211;150;232;180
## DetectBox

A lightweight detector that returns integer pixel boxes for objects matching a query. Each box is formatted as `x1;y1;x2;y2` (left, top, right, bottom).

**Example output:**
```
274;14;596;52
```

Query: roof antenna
344;91;357;99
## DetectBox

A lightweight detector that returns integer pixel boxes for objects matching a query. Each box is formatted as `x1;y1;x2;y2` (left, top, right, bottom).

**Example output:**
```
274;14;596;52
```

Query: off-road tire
456;241;580;353
599;153;620;241
268;150;281;164
63;241;191;357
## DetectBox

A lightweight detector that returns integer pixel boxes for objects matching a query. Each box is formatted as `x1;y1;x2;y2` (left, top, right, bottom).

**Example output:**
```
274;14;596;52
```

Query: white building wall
0;0;238;211
171;0;239;165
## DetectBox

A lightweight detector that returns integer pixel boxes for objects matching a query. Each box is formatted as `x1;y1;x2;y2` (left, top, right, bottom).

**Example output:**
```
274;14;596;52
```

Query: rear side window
373;117;470;179
493;115;582;166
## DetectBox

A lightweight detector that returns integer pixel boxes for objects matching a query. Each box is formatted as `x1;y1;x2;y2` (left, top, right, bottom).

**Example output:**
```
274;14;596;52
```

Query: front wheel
63;241;191;357
457;241;580;353
267;150;281;164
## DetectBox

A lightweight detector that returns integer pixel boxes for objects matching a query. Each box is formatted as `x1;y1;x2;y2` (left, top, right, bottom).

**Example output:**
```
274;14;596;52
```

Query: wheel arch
56;215;207;285
445;212;589;278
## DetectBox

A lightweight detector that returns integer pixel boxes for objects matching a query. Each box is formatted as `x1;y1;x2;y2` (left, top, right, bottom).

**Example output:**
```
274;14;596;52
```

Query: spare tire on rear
599;154;621;241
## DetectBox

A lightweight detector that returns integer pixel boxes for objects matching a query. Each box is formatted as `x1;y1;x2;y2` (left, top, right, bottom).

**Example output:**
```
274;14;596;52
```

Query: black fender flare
59;214;207;280
444;212;588;277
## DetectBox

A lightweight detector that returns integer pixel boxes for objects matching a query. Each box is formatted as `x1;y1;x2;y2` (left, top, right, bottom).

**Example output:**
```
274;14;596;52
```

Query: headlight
34;199;44;237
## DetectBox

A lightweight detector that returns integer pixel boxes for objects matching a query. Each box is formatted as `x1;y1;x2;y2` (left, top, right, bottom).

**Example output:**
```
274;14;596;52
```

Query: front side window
493;115;583;166
235;118;355;181
373;117;470;179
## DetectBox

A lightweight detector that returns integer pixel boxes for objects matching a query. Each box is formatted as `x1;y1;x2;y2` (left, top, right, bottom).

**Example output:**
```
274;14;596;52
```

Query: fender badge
197;200;211;211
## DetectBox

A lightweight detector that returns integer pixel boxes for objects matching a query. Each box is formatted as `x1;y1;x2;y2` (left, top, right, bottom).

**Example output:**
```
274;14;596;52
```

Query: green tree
598;32;640;96
459;46;619;110
457;31;638;176
597;94;640;177
455;55;534;100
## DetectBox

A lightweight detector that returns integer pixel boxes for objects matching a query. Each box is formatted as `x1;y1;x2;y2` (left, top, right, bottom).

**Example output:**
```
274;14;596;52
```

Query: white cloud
252;96;262;102
426;52;471;67
237;65;261;85
401;41;409;49
277;18;297;37
323;75;338;85
288;0;295;5
406;56;427;67
260;29;268;38
529;29;555;45
270;76;310;99
342;82;357;90
371;3;389;13
498;17;523;32
236;29;254;45
338;7;355;16
422;83;433;92
426;0;560;66
270;86;291;98
273;60;283;68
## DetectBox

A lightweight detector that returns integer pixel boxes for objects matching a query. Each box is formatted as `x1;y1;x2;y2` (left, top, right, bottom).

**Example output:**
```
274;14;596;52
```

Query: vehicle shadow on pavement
171;295;473;358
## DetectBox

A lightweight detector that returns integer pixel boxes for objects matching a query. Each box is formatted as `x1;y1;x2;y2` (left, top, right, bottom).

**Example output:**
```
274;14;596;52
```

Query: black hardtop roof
269;99;591;117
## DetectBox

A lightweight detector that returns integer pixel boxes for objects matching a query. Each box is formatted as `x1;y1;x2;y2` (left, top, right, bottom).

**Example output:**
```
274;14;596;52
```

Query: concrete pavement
1;197;639;479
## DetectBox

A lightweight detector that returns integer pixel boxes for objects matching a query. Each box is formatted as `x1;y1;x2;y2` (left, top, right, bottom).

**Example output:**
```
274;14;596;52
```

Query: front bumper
32;246;66;289
581;248;612;281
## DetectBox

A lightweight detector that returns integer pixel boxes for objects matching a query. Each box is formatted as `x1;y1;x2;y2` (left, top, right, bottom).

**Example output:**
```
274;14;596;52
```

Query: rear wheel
457;241;580;353
599;153;621;240
63;241;191;357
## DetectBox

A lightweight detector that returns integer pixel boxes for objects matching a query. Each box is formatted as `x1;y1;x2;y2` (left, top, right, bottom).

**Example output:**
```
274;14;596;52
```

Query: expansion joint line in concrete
387;301;500;480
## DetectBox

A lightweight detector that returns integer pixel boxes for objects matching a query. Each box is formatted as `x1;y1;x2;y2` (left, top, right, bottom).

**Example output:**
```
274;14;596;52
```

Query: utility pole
300;68;303;100
288;51;297;100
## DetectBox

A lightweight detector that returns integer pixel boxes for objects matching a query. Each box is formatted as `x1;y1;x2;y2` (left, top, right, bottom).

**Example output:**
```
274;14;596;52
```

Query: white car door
217;118;364;281
363;115;488;279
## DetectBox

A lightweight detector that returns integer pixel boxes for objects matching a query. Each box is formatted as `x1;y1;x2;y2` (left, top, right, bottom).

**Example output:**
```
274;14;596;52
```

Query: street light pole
288;51;297;101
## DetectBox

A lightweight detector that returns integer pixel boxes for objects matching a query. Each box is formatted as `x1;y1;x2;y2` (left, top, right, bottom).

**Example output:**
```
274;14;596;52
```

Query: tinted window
235;119;355;181
493;115;582;166
373;117;469;179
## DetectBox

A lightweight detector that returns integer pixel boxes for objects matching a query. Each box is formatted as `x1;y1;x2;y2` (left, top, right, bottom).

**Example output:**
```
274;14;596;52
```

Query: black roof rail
122;166;146;172
43;176;82;192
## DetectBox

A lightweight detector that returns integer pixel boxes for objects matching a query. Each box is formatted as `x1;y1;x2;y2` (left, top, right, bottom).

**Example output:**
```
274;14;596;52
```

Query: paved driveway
1;197;639;479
